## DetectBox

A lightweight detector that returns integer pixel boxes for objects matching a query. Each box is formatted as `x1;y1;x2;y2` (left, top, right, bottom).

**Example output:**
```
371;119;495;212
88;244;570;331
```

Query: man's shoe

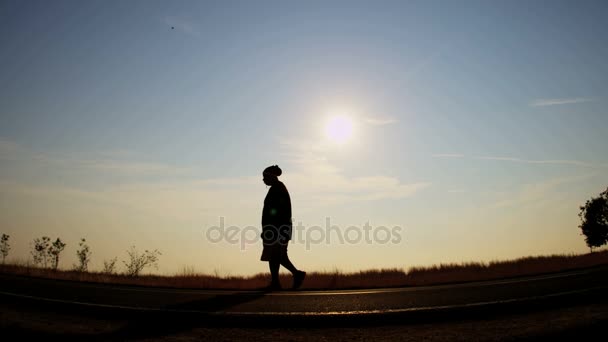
292;271;306;289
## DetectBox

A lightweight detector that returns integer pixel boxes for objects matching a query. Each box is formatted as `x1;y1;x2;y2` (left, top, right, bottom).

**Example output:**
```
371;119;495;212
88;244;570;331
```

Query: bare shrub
103;257;118;274
74;238;92;272
122;246;161;277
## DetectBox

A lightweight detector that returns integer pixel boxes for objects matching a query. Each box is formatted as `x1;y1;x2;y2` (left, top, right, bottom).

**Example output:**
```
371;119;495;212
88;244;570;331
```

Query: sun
324;115;354;144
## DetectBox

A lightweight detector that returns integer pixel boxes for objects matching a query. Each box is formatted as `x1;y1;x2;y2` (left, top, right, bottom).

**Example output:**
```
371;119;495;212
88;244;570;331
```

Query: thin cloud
474;156;598;168
447;189;467;193
1;137;430;221
0;139;190;176
0;139;21;153
364;117;398;126
489;173;596;209
432;154;465;158
530;98;592;107
431;152;604;168
279;137;430;205
79;159;190;175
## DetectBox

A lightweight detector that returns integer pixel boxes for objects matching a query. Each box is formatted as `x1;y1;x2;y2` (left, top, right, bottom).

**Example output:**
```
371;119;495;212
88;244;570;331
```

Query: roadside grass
1;250;607;290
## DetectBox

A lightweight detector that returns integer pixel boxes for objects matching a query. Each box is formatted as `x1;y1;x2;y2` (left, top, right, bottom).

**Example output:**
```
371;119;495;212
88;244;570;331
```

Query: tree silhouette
579;187;608;252
74;238;92;272
31;236;66;270
1;234;10;264
48;238;66;270
31;236;51;267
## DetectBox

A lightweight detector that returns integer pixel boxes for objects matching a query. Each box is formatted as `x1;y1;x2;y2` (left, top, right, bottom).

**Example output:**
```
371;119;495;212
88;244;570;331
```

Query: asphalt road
1;266;607;319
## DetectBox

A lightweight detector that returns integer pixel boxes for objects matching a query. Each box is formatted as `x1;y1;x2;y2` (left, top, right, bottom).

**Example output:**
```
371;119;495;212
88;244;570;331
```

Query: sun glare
325;116;354;144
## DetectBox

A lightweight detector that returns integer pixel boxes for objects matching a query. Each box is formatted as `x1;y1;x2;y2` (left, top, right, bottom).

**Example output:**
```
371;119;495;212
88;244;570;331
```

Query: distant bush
31;236;51;267
74;238;92;272
122;246;161;277
1;234;10;264
103;257;118;274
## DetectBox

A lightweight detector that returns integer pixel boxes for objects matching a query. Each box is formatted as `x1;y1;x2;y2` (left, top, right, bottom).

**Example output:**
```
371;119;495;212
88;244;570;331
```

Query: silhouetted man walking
260;165;306;290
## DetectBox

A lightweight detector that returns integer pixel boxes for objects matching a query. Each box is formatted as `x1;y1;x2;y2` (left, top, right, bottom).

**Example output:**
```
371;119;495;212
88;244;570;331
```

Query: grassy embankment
1;250;607;290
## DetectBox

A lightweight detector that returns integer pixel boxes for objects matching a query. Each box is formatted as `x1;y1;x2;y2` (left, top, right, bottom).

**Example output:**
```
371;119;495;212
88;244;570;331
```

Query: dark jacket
262;181;292;243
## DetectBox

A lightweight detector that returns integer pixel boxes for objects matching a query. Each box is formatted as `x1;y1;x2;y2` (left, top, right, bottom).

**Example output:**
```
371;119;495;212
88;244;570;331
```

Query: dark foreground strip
1;286;607;328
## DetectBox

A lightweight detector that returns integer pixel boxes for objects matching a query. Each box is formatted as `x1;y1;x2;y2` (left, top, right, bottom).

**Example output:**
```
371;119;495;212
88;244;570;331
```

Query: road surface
1;266;607;321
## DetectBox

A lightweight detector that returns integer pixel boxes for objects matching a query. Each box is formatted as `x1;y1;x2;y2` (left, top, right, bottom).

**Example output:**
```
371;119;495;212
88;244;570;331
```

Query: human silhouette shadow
3;290;270;341
104;290;270;340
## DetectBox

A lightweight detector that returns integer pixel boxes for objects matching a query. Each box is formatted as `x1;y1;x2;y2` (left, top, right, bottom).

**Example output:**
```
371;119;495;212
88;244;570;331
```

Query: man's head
263;165;282;186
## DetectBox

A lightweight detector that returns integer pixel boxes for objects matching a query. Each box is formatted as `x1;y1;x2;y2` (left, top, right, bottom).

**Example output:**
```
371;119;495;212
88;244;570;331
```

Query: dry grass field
2;250;607;290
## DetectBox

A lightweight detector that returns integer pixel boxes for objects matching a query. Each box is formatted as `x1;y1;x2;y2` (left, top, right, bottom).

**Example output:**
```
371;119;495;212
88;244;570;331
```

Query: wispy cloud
363;117;398;126
489;173;595;209
1;137;430;222
164;16;199;36
0;139;20;153
530;97;592;107
431;152;604;168
447;189;467;193
473;156;599;168
0;140;258;222
0;139;190;177
78;160;190;175
279;138;430;206
432;153;465;158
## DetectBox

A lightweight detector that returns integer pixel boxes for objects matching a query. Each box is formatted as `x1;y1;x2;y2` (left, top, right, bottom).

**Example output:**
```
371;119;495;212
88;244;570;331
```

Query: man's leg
269;260;280;287
280;253;298;274
280;244;306;289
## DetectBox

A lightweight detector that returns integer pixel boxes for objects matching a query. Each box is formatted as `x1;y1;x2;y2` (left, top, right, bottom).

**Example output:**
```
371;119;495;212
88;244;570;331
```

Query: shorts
260;242;288;262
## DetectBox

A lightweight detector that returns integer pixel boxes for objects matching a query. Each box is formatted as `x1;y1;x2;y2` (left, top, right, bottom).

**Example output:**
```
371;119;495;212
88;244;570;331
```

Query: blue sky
1;0;607;275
